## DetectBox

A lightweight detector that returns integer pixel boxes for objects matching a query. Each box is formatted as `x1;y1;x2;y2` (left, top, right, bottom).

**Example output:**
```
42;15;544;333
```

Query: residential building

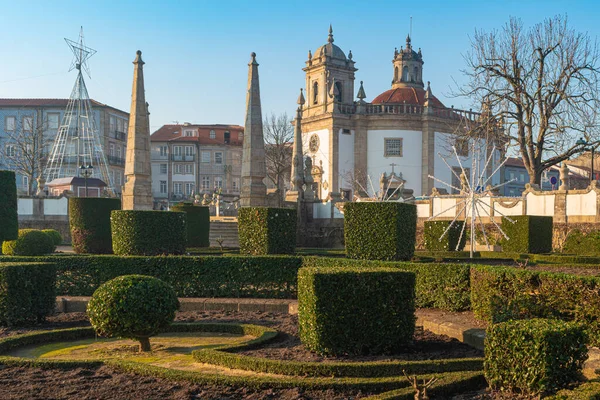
0;99;129;195
150;124;244;208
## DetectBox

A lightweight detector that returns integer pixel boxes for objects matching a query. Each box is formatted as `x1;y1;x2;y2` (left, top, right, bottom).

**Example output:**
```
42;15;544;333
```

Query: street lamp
79;164;94;197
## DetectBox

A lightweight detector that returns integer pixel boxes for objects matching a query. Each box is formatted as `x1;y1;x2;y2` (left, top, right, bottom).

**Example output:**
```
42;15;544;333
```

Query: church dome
314;25;347;61
371;86;445;107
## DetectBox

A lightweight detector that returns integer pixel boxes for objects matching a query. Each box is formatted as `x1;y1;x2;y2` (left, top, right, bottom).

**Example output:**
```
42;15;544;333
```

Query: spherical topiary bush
41;229;62;247
87;275;180;352
2;229;55;256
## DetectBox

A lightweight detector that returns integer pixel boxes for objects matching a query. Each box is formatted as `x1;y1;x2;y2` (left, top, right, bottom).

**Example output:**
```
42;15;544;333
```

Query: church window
394;67;399;82
313;81;319;104
335;81;343;102
342;129;351;135
384;138;403;157
402;66;408;82
413;67;419;82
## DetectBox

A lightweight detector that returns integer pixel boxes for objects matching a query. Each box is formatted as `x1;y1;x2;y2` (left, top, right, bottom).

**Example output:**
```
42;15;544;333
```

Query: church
299;26;500;200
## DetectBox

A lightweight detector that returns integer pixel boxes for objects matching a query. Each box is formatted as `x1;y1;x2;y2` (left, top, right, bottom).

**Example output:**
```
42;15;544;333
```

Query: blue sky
0;0;598;132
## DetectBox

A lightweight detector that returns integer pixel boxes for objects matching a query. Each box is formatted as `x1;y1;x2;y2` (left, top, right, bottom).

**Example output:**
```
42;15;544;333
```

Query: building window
455;138;469;157
160;180;167;193
232;178;239;191
520;172;525;182
23;116;33;132
116;118;125;133
202;176;210;190
185;183;194;195
6;145;16;157
185;164;193;174
174;183;182;194
184;130;195;137
47;113;60;130
214;176;223;189
109;143;115;157
110;116;116;133
5;116;16;132
384;138;403;157
224;131;230;144
209;130;216;139
402;66;408;82
342;129;351;135
215;152;223;164
334;81;343;102
22;176;28;190
394;66;399;82
116;146;122;160
160;164;167;174
313;81;319;104
201;151;211;163
184;146;194;156
509;171;515;180
173;146;182;157
159;145;168;156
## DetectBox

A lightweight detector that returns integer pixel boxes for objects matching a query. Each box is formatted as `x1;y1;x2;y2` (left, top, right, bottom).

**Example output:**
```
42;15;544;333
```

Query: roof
151;124;244;145
504;157;525;168
0;99;128;115
46;177;107;187
371;87;445;107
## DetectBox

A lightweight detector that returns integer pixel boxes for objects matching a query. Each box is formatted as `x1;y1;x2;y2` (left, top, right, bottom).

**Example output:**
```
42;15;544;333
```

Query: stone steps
209;220;239;248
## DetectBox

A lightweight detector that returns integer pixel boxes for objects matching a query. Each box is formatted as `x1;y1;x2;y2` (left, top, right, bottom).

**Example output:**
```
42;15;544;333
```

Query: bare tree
0;110;51;195
456;15;600;185
264;113;293;204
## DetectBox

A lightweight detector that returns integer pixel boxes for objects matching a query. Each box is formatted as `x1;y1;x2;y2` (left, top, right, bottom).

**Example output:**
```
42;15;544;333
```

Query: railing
107;156;125;166
333;101;481;122
337;104;356;114
171;154;196;161
366;104;424;115
114;131;127;141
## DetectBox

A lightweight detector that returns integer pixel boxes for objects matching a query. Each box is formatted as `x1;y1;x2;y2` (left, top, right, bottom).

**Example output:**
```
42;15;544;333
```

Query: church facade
299;27;500;200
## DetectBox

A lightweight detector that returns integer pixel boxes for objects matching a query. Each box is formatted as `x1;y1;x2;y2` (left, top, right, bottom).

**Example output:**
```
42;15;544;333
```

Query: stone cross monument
122;50;153;210
285;89;306;202
240;52;267;207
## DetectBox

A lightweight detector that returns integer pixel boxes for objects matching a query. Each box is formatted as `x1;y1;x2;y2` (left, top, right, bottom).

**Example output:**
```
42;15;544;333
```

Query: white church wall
417;203;430;218
366;129;422;196
18;198;33;215
494;199;524;216
303;128;330;190
432;197;457;218
337;129;354;193
566;191;597;216
526;192;555;216
44;197;68;215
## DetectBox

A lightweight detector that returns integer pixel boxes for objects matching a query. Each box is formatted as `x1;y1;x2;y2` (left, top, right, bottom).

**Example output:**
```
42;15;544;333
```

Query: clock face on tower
309;134;320;153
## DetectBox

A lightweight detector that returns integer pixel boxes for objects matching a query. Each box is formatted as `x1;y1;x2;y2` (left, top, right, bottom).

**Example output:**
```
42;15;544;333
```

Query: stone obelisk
240;52;267;207
285;89;306;202
122;50;153;210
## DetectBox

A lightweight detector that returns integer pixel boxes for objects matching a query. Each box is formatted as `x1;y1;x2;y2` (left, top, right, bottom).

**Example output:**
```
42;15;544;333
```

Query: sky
0;0;598;133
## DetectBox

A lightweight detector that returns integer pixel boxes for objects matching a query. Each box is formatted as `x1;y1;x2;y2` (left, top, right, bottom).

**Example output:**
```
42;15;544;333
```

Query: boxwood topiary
424;221;466;251
501;216;553;254
170;203;210;248
298;266;416;356
2;229;55;256
344;202;417;261
41;229;62;246
238;207;297;255
111;210;187;256
485;318;587;396
69;197;121;254
0;171;18;242
87;275;180;352
562;229;600;256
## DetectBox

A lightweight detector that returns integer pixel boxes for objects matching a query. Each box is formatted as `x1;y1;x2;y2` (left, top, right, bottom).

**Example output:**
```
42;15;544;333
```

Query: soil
0;310;480;399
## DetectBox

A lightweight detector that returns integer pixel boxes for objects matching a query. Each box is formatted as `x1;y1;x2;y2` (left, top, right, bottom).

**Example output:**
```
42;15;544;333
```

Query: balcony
114;131;127;141
171;154;196;162
108;155;125;166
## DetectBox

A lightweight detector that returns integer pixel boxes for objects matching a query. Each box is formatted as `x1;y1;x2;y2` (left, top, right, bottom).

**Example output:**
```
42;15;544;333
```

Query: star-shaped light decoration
65;26;96;78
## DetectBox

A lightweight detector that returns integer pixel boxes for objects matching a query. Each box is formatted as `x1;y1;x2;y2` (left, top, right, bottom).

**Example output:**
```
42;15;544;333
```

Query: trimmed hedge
298;266;416;356
563;230;600;256
471;265;600;346
344;202;416;261
485;318;587;396
69;197;121;254
302;257;471;312
111;210;186;256
238;207;297;255
170;203;210;248
0;171;18;242
424;220;466;251
2;229;55;256
501;215;553;253
0;262;56;326
550;381;600;399
42;229;62;246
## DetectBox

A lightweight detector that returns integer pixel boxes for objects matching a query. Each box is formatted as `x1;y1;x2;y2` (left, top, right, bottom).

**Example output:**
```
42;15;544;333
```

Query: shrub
0;262;56;326
41;229;62;246
2;229;55;256
87;275;179;351
238;207;296;255
69;197;121;254
344;202;417;261
298;266;416;355
111;210;186;256
170;203;210;248
501;216;553;253
485;318;587;396
424;221;466;251
0;171;18;242
563;229;600;256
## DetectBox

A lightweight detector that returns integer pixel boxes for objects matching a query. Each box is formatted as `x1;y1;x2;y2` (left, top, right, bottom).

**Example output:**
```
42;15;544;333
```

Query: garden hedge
111;210;186;256
563;229;600;256
485;318;587;396
344;202;416;261
501;215;553;253
424;220;466;251
0;262;56;326
69;197;121;254
238;207;297;255
170;203;210;248
298;266;416;355
2;229;55;256
42;229;62;246
0;170;18;242
471;265;600;346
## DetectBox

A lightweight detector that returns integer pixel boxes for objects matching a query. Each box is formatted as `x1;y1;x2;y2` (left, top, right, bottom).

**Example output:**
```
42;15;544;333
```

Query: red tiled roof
0;98;128;114
504;157;525;167
151;124;244;146
371;87;445;107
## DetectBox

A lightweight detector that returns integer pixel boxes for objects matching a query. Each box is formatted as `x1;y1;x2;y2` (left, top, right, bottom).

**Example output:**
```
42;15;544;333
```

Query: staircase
209;218;239;248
